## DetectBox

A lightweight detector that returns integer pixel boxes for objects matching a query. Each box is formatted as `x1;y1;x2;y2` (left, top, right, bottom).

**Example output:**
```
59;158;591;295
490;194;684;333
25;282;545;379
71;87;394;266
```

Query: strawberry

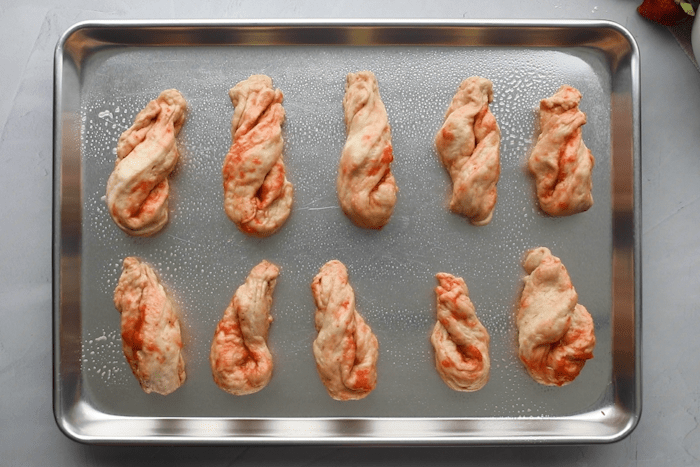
637;0;689;26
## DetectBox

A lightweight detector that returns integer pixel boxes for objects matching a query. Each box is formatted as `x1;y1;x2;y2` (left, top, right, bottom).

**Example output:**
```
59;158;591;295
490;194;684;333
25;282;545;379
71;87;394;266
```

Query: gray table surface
2;0;699;465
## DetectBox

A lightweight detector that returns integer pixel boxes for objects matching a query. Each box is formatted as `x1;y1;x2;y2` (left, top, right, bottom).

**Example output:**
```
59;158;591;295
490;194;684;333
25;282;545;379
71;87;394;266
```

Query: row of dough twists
112;256;378;399
112;249;595;397
105;76;595;238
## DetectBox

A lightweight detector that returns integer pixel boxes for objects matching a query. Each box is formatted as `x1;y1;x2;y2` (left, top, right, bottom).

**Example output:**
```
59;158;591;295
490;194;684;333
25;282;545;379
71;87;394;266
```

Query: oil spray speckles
81;329;130;386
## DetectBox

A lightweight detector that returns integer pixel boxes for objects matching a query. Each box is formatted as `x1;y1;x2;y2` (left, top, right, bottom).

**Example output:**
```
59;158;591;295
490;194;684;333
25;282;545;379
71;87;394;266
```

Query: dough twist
311;260;379;400
435;76;501;226
337;71;398;229
106;89;187;236
528;85;595;216
431;273;490;392
223;75;293;237
517;247;596;386
113;257;186;395
210;260;279;395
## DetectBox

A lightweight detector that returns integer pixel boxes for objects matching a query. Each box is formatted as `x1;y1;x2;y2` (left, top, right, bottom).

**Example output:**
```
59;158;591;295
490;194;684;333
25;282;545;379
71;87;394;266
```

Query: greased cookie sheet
54;21;639;444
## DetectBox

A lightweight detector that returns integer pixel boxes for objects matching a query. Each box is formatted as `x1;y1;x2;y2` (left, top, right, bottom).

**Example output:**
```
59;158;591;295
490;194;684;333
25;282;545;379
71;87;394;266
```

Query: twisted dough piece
430;273;490;392
210;260;279;396
223;75;293;237
106;89;187;236
435;76;501;226
517;247;596;386
337;71;398;229
113;257;186;395
311;260;379;400
528;85;595;216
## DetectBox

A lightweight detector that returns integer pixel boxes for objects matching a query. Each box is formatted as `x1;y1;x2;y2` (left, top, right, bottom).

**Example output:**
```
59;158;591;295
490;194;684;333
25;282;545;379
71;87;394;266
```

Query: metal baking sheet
53;20;640;445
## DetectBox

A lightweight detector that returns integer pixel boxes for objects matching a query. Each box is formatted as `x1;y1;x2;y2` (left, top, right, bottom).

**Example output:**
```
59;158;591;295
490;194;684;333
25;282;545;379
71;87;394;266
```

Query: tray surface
53;20;640;444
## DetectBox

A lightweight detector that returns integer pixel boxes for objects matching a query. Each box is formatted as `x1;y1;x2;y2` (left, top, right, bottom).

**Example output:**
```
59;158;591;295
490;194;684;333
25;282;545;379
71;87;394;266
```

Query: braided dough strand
106;89;187;236
337;71;398;229
311;260;379;400
223;75;293;237
435;76;501;226
113;257;186;395
431;273;490;392
528;85;595;216
210;260;279;395
517;247;596;386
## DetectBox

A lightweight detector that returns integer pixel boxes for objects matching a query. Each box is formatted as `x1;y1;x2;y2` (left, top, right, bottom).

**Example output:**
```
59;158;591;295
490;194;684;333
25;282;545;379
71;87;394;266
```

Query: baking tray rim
52;19;641;445
53;17;642;36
